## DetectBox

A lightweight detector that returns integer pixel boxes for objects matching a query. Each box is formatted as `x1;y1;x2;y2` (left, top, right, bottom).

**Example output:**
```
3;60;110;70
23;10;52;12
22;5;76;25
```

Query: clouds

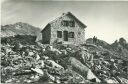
1;1;128;43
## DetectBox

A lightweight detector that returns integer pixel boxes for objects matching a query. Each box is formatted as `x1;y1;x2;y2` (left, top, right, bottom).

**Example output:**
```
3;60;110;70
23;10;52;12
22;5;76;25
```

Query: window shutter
69;32;74;38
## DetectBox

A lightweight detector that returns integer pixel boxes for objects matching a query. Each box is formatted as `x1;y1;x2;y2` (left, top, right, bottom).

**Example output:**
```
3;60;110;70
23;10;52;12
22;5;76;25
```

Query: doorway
63;31;68;41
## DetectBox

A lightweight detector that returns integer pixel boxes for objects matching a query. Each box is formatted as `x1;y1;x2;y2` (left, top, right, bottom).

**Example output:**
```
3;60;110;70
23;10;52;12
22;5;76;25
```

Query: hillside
86;38;128;61
1;40;128;83
1;23;128;83
1;22;41;37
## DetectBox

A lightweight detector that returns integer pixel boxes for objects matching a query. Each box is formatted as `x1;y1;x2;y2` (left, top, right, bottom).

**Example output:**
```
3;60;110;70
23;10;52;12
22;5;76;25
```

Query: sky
1;0;128;43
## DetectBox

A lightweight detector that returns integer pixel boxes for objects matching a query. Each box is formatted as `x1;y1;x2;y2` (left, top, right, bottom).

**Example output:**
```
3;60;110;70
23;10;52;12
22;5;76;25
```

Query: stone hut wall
50;15;85;45
42;24;51;44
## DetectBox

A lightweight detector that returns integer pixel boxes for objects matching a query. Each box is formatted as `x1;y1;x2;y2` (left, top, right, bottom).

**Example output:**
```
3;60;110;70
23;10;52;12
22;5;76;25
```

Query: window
61;20;75;27
57;31;62;38
78;32;81;35
69;32;74;38
69;21;75;27
61;20;68;26
63;31;68;41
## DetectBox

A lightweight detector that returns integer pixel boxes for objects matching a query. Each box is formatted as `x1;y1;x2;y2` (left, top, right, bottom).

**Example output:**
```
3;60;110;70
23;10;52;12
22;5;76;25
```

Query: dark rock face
1;35;37;45
111;38;128;60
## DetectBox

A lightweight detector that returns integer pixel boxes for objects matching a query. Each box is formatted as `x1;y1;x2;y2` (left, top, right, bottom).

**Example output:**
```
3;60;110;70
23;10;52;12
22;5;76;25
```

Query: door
63;31;68;41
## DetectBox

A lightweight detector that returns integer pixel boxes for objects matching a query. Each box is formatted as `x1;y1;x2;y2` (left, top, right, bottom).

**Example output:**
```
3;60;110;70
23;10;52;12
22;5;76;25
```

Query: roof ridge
45;12;87;28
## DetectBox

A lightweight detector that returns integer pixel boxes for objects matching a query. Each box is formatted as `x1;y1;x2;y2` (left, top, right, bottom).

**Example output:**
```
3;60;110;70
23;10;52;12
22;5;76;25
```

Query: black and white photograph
1;0;128;83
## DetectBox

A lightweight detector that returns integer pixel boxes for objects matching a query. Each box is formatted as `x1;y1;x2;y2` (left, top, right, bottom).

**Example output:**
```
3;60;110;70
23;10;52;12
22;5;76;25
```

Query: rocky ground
1;40;128;84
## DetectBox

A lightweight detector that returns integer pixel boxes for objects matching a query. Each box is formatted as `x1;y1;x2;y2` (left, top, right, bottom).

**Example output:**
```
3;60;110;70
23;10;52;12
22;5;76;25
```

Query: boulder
87;69;101;82
31;68;44;75
46;60;64;69
68;57;101;82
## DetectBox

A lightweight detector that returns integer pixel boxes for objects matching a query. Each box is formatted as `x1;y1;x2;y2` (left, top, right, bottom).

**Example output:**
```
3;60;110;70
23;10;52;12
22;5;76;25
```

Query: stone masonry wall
50;15;85;45
42;25;51;44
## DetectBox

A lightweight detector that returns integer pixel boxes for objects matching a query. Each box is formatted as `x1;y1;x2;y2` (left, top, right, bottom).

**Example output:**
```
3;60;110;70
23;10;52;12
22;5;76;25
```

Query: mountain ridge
1;22;41;37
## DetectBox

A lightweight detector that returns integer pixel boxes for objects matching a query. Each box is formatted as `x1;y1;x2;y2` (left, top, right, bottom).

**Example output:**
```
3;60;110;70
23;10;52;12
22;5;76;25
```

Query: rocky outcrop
86;38;128;61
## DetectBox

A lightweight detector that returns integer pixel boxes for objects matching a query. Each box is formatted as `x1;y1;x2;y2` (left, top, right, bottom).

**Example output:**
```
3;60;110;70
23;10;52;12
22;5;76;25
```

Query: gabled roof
41;23;50;32
41;12;87;32
66;12;87;28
